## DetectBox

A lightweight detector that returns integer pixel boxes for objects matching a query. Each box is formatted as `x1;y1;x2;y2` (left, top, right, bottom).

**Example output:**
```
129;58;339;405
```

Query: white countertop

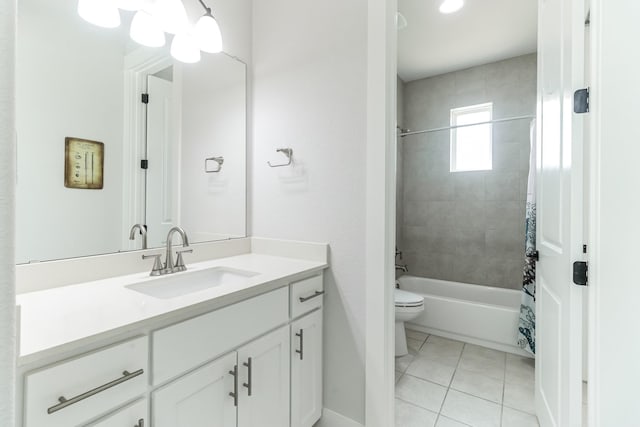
17;253;327;364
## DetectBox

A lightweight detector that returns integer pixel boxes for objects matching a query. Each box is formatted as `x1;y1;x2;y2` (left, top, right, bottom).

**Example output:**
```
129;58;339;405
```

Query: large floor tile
395;398;438;427
450;368;504;403
502;407;539;427
395;375;448;413
396;353;415;373
505;354;535;385
503;381;535;414
406;356;457;386
440;390;501;427
406;329;430;342
419;336;464;366
458;351;505;381
436;416;471;427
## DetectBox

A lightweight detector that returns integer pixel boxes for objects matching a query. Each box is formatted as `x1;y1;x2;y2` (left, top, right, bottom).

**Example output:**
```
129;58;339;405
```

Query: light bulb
439;0;464;14
116;0;145;11
154;0;189;35
78;0;121;28
195;14;223;53
171;32;201;63
130;9;166;47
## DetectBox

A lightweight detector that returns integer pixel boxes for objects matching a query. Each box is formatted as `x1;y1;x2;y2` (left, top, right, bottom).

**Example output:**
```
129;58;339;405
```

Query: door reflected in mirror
15;0;246;264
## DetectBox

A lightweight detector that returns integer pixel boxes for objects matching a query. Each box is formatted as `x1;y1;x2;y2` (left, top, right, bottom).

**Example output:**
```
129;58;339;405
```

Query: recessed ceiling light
439;0;464;14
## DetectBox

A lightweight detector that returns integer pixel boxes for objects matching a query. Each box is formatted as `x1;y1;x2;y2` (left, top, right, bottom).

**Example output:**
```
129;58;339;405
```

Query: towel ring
268;148;293;168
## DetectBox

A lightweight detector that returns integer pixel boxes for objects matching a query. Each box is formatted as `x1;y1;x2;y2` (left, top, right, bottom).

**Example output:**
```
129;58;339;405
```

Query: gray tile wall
397;76;406;253
399;54;537;289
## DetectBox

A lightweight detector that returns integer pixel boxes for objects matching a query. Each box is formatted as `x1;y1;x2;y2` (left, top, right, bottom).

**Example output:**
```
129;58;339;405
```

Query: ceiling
397;0;538;82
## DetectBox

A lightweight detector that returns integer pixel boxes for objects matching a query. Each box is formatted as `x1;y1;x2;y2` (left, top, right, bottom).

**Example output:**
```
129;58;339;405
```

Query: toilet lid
395;289;424;307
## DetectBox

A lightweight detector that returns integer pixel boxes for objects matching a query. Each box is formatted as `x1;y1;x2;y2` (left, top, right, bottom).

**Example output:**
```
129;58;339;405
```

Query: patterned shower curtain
517;119;537;355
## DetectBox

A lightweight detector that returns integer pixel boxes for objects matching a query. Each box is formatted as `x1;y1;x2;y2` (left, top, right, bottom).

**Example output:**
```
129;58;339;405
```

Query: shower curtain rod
399;115;536;138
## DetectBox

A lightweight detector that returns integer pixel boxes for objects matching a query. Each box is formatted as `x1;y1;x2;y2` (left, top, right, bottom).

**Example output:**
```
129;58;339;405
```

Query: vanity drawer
152;287;289;385
290;274;324;319
24;336;148;427
86;398;148;426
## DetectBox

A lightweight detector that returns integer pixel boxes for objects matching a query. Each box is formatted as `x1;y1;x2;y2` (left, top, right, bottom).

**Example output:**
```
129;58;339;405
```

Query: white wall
589;1;640;425
252;0;367;422
0;0;16;424
15;0;126;263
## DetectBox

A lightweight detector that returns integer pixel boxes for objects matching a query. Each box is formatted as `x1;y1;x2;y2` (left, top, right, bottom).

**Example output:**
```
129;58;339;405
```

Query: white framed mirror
15;0;247;264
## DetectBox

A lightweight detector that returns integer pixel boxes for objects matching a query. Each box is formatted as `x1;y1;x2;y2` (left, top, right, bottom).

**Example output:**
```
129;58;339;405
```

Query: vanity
16;238;328;427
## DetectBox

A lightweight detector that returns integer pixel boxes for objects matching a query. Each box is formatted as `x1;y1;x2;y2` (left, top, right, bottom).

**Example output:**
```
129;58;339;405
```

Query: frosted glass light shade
130;9;165;47
195;14;223;53
78;0;121;28
171;33;201;63
116;0;145;11
155;0;189;35
439;0;464;14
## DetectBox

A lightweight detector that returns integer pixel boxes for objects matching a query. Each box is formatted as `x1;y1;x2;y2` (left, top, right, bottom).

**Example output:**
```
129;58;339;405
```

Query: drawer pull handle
299;290;324;303
296;329;304;360
47;369;144;414
229;365;238;407
243;357;253;396
135;419;144;427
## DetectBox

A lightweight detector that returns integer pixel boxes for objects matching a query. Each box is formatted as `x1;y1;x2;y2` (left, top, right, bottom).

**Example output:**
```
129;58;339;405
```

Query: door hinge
140;159;148;170
573;261;588;286
574;88;589;114
141;93;149;104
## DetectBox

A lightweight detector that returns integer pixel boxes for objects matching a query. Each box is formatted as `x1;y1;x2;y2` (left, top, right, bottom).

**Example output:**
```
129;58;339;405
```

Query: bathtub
398;275;531;357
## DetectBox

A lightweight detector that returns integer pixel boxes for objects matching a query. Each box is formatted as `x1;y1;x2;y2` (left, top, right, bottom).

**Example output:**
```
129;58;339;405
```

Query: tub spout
395;264;408;273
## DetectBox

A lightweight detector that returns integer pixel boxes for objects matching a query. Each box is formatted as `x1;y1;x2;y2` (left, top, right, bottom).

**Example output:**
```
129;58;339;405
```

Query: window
450;103;493;172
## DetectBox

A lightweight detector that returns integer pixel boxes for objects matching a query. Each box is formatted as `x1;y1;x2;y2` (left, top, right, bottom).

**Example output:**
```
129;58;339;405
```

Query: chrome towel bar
47;369;144;414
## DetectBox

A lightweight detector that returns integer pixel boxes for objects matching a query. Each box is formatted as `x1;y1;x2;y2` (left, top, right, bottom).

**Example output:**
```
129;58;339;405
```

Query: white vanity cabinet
23;336;148;427
237;326;290;427
290;273;324;427
291;309;323;427
20;271;325;427
153;326;290;427
154;353;238;427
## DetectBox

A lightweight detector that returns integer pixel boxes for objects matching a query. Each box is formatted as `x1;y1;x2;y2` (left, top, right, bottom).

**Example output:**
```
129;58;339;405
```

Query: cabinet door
291;309;323;427
86;398;147;426
237;326;290;427
153;352;237;427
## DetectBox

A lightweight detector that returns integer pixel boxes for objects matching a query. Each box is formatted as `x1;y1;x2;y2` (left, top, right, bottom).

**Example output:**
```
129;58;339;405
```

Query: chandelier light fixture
77;0;224;63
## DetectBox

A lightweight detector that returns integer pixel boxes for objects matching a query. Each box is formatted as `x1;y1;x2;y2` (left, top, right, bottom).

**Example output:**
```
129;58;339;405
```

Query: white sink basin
126;267;259;299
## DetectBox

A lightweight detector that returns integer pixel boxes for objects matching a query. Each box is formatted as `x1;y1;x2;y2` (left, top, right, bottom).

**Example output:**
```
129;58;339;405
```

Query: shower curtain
517;119;537;355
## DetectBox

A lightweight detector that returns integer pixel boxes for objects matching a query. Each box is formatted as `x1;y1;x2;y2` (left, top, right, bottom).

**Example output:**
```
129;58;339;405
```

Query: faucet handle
174;249;193;272
142;254;164;276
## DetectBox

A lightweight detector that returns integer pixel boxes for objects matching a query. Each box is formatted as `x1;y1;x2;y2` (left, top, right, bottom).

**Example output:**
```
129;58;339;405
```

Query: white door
536;0;586;425
146;74;179;247
87;399;147;426
291;309;323;427
237;326;290;427
153;352;237;427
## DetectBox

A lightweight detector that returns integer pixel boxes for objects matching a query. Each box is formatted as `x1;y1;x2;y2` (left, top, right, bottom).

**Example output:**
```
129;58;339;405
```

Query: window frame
449;102;494;173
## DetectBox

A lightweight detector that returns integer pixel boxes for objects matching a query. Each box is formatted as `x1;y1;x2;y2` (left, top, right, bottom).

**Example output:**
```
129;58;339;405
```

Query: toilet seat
394;289;424;308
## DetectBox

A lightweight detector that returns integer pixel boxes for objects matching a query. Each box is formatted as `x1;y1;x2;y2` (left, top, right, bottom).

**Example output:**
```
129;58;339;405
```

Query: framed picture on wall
64;137;104;189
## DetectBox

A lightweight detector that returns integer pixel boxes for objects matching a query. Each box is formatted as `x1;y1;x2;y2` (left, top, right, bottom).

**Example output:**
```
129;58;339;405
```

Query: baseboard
406;323;534;359
313;408;364;427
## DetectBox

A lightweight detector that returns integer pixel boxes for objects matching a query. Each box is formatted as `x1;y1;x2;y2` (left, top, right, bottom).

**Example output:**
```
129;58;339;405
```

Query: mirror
15;0;247;264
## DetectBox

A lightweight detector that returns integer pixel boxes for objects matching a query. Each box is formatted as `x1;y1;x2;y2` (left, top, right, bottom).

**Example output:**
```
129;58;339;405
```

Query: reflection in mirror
15;0;246;264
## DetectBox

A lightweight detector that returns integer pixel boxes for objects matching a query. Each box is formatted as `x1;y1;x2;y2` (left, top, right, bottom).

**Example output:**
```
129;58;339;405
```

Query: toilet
395;288;425;356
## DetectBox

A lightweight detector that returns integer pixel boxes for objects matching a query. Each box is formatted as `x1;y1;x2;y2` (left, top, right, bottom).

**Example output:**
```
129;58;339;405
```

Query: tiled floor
395;329;539;427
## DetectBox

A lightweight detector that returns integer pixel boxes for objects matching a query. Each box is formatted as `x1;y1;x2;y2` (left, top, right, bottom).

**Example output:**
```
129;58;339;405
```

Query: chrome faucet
129;224;148;249
162;226;192;274
395;264;408;273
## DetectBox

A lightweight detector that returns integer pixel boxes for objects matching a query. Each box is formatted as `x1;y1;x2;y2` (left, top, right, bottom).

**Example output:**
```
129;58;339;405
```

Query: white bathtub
398;275;531;357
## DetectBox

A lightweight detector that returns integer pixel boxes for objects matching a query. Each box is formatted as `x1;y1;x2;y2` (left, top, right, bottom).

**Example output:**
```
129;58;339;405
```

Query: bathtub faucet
395;264;408;272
